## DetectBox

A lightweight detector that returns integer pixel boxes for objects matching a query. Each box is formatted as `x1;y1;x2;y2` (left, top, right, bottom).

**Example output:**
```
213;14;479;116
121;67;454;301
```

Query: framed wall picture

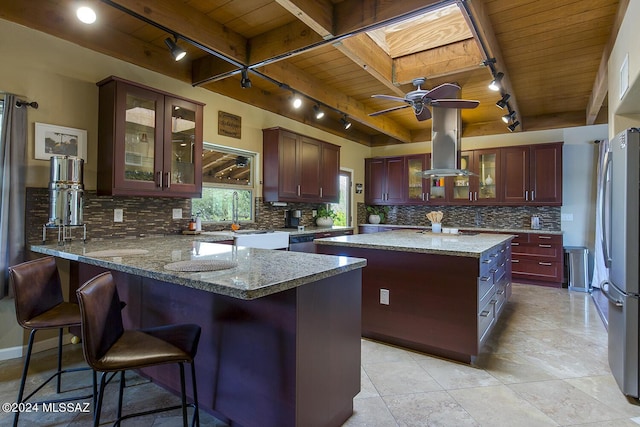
34;122;87;161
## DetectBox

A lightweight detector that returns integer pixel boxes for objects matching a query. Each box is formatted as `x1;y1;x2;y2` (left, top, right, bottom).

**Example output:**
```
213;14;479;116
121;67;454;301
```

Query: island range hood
422;107;473;177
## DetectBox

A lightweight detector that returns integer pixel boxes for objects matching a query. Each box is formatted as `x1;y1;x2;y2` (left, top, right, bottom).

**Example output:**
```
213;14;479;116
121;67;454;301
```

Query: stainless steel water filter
48;156;84;226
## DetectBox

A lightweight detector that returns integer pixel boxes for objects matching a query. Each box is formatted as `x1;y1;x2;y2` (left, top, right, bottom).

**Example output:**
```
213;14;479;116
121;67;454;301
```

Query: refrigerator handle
600;149;612;268
601;281;623;307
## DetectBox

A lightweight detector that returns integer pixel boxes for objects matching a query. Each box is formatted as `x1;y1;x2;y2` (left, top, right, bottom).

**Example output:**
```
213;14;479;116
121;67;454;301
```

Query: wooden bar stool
8;256;95;427
76;271;201;427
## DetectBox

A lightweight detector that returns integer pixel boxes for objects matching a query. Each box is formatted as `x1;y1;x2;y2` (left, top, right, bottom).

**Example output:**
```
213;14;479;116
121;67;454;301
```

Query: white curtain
591;138;610;289
0;94;27;298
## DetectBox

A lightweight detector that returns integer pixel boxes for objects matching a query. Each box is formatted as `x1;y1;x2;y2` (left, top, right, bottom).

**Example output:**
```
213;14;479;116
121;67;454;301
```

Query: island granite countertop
315;229;513;258
30;235;366;300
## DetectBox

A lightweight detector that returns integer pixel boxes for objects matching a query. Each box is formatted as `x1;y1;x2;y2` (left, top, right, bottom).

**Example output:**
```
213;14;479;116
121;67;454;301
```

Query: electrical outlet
380;288;390;305
113;209;123;223
312;209;317;217
172;208;183;220
561;213;574;221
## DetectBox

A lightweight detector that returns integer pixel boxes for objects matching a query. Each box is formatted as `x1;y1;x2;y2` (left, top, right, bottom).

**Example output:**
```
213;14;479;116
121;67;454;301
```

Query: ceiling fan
369;78;480;121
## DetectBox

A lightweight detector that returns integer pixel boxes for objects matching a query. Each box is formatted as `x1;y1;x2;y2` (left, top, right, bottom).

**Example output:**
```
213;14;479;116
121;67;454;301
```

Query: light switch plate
114;209;123;223
172;208;183;220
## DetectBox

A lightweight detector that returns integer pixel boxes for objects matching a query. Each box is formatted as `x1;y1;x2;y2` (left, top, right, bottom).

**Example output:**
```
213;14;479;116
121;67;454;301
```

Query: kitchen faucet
232;191;239;227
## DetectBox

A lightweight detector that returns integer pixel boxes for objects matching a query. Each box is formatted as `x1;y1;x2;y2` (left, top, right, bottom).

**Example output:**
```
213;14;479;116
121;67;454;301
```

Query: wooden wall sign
218;111;241;139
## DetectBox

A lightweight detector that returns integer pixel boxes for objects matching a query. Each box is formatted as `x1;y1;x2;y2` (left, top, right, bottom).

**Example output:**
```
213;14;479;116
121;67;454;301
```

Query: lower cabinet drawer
478;299;496;344
494;281;507;316
511;258;562;282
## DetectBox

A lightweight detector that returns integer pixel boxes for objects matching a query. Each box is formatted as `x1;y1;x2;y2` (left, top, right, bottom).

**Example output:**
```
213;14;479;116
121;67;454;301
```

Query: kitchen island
315;229;513;363
30;236;366;427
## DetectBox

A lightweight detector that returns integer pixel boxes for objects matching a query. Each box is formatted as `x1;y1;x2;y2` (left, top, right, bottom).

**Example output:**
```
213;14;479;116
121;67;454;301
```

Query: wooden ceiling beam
394;38;484;84
333;34;405;96
586;0;629;125
274;0;335;38
258;61;412;142
461;0;522;131
0;0;191;82
334;0;450;35
108;0;248;65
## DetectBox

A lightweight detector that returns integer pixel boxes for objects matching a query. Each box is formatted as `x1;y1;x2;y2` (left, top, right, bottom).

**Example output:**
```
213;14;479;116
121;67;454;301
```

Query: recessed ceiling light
76;6;97;24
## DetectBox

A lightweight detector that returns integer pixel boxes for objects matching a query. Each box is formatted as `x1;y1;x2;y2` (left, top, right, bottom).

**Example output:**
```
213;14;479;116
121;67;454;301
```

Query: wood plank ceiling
0;0;624;146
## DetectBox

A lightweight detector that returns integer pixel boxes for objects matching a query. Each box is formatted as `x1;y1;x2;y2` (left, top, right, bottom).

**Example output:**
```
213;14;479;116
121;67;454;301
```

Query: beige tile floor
1;283;639;426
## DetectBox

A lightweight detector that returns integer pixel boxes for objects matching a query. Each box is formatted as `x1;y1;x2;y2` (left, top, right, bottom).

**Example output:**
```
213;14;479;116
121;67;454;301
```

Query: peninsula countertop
314;229;513;258
30;236;366;300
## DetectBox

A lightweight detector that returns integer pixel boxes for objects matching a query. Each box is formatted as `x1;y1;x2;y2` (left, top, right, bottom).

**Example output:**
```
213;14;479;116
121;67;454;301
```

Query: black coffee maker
284;209;301;228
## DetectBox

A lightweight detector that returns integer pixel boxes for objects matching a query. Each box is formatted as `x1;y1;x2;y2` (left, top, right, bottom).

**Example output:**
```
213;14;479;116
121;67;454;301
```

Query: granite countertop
358;223;562;235
30;236;366;300
315;229;513;258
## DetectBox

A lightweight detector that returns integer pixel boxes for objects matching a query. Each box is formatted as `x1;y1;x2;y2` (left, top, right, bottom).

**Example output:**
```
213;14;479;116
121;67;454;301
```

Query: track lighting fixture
488;72;504;91
501;110;516;123
240;68;252;88
76;6;97;24
496;93;510;109
164;37;186;61
481;58;496;67
313;104;325;119
508;120;521;132
291;93;302;109
341;115;352;130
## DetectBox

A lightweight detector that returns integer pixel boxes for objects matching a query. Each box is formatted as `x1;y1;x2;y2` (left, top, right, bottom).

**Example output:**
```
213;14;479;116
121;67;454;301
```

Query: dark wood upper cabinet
365;156;405;205
97;76;204;198
501;142;562;205
263;127;340;203
365;142;562;207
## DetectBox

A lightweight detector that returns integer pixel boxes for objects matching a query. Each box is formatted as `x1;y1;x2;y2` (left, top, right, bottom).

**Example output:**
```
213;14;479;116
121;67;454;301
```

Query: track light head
488;72;504;91
341;115;352;130
501;110;516;123
164;37;186;61
291;93;302;109
240;68;252;88
496;93;511;109
508;120;521;132
313;104;325;119
76;6;97;24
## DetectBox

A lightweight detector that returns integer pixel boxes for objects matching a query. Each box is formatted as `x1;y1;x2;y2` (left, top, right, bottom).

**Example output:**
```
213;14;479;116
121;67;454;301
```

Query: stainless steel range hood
422;107;473;177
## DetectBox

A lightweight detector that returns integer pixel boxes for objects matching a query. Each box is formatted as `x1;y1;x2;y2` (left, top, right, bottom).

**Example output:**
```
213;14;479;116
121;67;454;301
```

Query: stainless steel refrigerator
601;128;640;397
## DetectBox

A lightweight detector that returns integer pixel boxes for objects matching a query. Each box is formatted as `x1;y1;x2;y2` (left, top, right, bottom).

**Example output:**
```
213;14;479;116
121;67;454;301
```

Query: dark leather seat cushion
22;302;81;329
92;328;199;372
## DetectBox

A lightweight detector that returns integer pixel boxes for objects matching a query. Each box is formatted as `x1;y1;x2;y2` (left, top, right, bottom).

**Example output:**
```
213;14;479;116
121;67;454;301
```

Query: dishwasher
288;234;316;252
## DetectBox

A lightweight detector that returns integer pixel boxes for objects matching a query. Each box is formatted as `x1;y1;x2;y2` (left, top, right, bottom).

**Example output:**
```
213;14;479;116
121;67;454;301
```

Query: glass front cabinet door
98;76;204;197
406;154;430;203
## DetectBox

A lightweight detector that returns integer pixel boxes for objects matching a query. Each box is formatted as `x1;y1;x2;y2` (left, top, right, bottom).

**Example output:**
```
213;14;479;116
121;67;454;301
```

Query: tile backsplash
356;202;561;231
26;187;560;244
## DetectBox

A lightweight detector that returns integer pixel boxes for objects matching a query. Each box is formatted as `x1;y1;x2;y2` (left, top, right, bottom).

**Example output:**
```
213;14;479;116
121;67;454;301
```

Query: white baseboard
0;333;76;362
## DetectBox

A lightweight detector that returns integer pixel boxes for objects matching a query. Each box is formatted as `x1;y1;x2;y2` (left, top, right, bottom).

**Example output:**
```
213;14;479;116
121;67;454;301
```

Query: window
191;143;256;223
330;170;352;226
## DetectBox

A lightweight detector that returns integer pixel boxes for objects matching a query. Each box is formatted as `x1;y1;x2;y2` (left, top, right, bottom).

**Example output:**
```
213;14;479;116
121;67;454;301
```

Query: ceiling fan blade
369;104;410;117
430;99;480;109
424;83;461;100
371;94;408;103
415;106;432;121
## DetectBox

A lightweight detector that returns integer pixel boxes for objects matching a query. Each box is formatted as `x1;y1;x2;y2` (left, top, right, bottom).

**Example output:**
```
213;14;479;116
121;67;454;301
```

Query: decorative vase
368;214;381;224
484;174;493;185
316;217;334;227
